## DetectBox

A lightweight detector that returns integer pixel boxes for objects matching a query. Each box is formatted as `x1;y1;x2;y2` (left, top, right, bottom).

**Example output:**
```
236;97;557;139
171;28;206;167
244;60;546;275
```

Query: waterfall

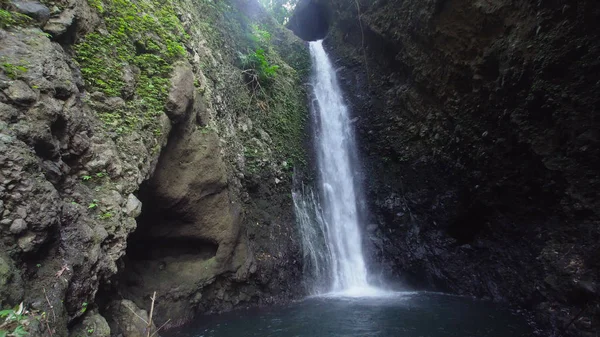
294;40;380;296
293;184;331;294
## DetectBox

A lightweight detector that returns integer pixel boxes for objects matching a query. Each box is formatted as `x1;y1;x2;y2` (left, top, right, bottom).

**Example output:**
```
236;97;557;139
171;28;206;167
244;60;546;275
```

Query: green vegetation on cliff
0;9;30;28
75;0;187;134
242;23;308;170
73;0;309;172
0;0;310;334
0;0;32;29
0;61;28;80
240;25;280;86
184;0;310;174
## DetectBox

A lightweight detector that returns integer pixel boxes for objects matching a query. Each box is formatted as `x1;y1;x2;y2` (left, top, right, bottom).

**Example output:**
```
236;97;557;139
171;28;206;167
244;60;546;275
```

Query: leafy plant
239;25;280;88
87;0;104;13
1;62;28;80
99;212;113;220
249;24;271;45
248;49;279;79
239;47;280;87
0;8;32;29
82;171;107;182
200;125;216;135
88;200;99;209
80;302;88;314
0;303;35;337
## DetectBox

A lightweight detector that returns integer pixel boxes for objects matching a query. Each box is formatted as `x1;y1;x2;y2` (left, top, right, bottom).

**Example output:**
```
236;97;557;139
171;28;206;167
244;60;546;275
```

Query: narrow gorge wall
290;0;599;336
0;0;309;335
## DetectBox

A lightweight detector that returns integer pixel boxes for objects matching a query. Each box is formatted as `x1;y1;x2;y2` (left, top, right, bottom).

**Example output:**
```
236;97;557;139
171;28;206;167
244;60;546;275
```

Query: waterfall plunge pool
165;292;533;337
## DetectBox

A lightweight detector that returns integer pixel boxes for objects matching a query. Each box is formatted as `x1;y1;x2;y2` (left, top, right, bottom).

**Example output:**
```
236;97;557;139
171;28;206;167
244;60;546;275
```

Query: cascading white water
294;40;380;296
293;184;332;294
309;40;368;292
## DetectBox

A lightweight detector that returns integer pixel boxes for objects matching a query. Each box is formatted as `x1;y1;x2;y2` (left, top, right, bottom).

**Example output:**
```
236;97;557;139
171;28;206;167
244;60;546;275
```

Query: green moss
0;256;10;287
243;26;309;171
167;0;309;176
244;146;264;174
74;0;188;133
0;8;32;29
87;0;104;13
200;8;310;172
0;61;28;80
255;68;308;168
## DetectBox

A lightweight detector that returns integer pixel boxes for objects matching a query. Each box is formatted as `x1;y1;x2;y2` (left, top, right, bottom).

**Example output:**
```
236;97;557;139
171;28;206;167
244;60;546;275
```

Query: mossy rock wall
0;0;310;334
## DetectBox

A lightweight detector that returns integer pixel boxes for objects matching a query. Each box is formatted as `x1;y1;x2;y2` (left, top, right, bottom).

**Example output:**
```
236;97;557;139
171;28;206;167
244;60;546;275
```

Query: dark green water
167;292;532;337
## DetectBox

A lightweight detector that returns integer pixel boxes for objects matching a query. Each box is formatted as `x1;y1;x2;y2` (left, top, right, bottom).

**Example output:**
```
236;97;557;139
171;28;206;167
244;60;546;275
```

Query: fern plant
239;25;280;88
240;48;279;85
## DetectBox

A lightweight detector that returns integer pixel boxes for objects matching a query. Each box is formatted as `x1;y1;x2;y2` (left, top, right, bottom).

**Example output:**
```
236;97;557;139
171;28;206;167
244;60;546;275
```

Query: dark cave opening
104;177;222;316
126;230;219;262
287;0;331;41
123;178;219;263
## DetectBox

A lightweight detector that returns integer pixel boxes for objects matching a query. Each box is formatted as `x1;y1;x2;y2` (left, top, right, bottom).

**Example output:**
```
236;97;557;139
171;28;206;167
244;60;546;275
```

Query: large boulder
69;312;111;337
10;0;50;25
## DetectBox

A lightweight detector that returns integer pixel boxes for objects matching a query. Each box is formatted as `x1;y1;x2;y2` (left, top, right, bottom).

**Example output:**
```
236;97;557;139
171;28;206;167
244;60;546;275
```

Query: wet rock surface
290;0;600;336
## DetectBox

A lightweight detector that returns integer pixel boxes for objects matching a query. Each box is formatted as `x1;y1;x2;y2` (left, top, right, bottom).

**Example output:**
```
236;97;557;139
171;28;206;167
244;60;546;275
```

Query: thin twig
44;319;53;337
150;319;171;337
55;264;70;278
42;288;55;337
125;304;148;325
42;288;56;323
564;303;588;330
146;292;157;337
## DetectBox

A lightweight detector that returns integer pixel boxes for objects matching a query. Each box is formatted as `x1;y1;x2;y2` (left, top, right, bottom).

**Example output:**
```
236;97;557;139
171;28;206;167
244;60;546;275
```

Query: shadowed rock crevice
127;237;219;261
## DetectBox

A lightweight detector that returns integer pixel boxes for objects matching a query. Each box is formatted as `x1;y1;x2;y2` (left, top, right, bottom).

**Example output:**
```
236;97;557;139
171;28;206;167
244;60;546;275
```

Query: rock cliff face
0;0;309;335
290;0;599;336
